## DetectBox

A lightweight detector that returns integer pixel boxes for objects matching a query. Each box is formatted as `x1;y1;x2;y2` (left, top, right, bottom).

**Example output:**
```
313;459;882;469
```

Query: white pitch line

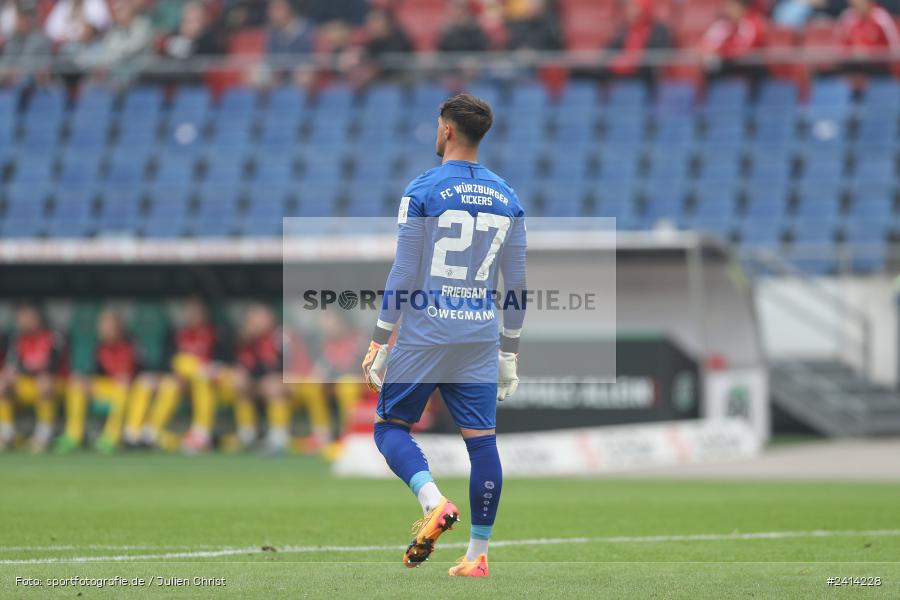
2;529;899;565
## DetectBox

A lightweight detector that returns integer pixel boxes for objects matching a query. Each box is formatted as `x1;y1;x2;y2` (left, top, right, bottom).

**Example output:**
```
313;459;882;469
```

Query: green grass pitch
0;453;898;599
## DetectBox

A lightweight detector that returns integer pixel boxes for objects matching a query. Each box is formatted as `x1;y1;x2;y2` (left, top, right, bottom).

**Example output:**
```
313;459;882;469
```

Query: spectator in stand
156;0;224;84
506;0;563;52
838;0;900;75
1;0;18;44
0;1;52;85
701;0;769;85
150;0;192;34
266;0;314;55
161;1;224;59
438;0;490;53
45;0;111;46
221;0;267;31
306;0;368;26
72;0;153;83
603;0;672;86
772;1;848;29
0;303;66;453
340;8;413;86
359;7;413;79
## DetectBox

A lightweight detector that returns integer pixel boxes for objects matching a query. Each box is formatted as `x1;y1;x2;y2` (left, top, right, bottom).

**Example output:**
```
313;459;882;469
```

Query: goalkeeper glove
497;351;519;402
361;340;388;392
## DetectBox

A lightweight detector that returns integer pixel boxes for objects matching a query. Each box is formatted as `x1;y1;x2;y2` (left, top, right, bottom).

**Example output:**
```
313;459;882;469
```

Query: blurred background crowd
0;298;385;456
0;0;899;89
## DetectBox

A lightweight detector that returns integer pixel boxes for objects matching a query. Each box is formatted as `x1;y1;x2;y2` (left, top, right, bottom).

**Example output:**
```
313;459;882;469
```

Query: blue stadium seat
849;183;895;220
362;84;403;114
300;153;343;184
644;183;688;224
258;110;301;152
315;85;355;114
11;150;54;184
704;114;745;145
540;183;586;217
253;154;295;184
861;78;900;109
559;81;599;110
203;152;248;187
106;151;151;186
806;78;853;123
744;182;789;220
117;117;159;148
654;115;695;144
192;186;240;236
58;153;103;189
268;86;307;116
705;79;748;111
844;219;889;272
697;149;741;181
795;181;842;220
655;81;696;115
604;116;645;143
169;86;210;125
122;87;164;119
510;83;549;113
96;186;142;236
646;144;691;179
218;88;258;117
740;219;784;250
412;82;449;114
855;110;898;146
295;181;340;217
789;218;838;274
209;114;255;150
693;186;739;222
307;113;351;148
48;186;96;238
154;154;197;185
799;141;846;181
853;157;895;184
753;109;796;144
758;80;798;109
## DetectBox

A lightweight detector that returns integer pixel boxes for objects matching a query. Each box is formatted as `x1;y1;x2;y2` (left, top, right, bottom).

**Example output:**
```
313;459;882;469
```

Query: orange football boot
402;496;459;568
448;553;489;577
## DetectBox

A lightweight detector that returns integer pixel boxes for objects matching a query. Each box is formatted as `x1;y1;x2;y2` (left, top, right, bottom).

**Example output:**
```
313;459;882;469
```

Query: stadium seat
129;303;172;371
844;219;889;272
96;186;143;236
806;78;853;123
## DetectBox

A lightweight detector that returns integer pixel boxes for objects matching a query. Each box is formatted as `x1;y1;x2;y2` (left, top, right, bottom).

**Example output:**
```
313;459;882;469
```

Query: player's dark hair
439;94;493;144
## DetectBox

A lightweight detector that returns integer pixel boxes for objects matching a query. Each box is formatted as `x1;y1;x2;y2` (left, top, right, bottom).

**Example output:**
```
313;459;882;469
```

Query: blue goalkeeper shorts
376;342;498;430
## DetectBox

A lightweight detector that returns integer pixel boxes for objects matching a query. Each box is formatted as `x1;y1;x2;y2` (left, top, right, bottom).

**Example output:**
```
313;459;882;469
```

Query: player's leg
291;381;330;454
375;345;459;567
29;374;58;452
95;377;129;453
143;375;183;447
0;374;16;450
441;384;501;576
261;373;291;454
174;355;214;452
227;367;258;448
441;345;501;576
123;374;156;447
57;374;89;452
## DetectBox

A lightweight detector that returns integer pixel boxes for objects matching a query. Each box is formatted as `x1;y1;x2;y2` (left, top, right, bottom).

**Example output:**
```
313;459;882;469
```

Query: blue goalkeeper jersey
378;160;527;349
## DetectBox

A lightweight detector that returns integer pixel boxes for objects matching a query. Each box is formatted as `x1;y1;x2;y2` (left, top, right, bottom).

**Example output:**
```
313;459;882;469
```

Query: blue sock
465;434;502;540
373;422;432;494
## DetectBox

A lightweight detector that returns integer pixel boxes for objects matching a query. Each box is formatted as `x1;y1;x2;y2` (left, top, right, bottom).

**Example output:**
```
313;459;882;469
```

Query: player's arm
497;214;527;401
362;190;426;391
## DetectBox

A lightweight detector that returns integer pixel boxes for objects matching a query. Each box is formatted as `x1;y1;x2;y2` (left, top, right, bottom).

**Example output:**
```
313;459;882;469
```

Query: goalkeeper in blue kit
361;94;527;577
